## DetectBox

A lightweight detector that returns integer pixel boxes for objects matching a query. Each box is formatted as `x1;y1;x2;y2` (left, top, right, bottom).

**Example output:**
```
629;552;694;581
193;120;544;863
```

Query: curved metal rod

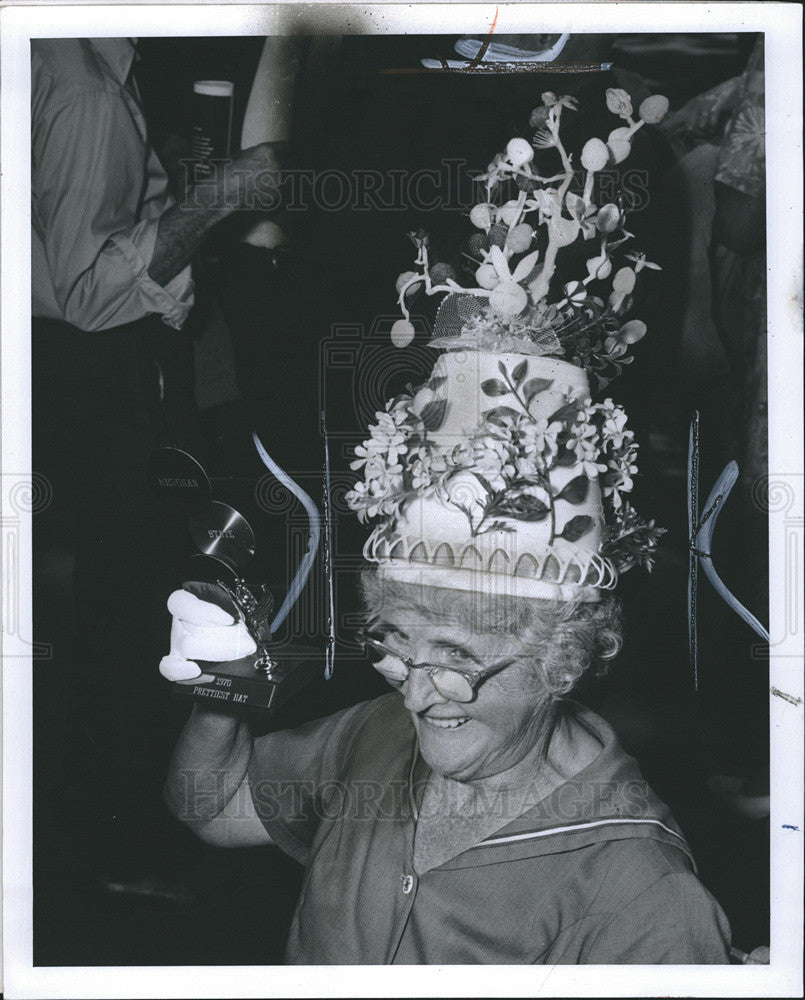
322;413;336;679
687;413;700;687
252;432;321;633
695;460;770;643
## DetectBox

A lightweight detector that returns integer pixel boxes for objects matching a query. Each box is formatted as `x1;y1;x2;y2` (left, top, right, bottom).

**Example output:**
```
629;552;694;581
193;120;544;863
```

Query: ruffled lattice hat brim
376;559;604;603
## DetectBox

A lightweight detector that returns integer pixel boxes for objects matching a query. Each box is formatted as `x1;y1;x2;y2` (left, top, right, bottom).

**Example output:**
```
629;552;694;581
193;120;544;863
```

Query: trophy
147;428;334;712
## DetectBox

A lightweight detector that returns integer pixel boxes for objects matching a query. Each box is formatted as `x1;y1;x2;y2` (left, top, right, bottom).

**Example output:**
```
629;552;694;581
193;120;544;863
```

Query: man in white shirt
31;37;280;899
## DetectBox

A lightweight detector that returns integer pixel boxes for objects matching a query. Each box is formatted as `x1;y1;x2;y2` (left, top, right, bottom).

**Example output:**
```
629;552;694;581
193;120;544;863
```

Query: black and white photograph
1;3;802;997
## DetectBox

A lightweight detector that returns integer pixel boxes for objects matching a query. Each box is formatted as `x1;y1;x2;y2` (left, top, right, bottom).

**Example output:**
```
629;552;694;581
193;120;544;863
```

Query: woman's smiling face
377;608;551;782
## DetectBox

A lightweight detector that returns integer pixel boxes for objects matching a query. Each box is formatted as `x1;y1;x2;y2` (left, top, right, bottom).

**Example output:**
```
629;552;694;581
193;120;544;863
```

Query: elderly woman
164;87;731;963
163;568;730;964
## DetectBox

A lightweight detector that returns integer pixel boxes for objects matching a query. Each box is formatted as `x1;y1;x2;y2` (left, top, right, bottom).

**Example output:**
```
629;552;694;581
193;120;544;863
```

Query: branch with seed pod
390;88;668;345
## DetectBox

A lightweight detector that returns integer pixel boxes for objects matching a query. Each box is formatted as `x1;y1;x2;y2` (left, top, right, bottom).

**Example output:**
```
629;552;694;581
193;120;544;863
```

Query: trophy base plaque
173;646;321;712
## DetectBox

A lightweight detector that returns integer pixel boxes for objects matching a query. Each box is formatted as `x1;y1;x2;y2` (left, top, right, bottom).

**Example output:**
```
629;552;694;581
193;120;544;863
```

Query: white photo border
2;3;802;997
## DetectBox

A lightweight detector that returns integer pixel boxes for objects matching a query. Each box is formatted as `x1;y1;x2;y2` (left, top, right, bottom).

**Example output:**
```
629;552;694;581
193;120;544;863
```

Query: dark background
33;32;768;966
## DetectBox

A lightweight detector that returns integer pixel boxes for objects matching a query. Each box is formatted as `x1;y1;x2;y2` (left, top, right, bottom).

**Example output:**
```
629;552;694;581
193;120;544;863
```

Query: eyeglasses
356;628;516;703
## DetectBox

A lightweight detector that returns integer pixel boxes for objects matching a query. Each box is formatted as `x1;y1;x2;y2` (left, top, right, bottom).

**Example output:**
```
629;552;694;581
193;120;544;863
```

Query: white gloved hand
159;587;258;682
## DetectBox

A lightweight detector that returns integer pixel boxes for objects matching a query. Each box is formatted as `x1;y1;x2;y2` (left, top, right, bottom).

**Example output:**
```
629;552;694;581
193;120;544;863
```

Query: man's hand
159;585;257;682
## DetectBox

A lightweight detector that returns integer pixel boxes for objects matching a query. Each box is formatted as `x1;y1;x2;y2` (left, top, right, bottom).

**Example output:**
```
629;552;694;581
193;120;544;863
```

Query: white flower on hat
542;92;578;112
606;88;633;119
565;193;597;240
600;400;634;451
604;457;638;509
518;416;562;469
566;420;606;478
345;463;405;522
625;251;662;274
472;434;517;490
411;446;446;491
530;188;563;222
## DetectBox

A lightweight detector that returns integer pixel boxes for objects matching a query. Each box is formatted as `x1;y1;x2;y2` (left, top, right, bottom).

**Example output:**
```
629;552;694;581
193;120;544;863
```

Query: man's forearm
164;705;253;831
147;200;230;287
148;141;280;287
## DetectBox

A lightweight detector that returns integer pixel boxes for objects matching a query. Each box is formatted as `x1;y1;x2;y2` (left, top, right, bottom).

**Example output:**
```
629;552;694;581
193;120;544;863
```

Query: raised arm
160;586;370;857
165;705;271;848
147;142;282;285
160;587;272;847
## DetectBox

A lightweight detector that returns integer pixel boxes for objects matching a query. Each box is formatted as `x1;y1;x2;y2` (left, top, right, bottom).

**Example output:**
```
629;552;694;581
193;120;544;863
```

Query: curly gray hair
359;570;623;697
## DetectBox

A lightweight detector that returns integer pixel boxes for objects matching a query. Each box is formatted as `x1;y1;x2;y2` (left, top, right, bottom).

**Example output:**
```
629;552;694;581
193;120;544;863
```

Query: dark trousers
32;315;205;821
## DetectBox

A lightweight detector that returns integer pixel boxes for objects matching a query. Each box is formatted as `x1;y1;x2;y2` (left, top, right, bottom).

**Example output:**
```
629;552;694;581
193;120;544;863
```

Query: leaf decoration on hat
472;472;496;497
555;474;590;505
511;250;542;284
559;515;593;542
484;520;515;534
491;494;550;522
602;502;666;573
523;377;554;404
549;400;580;424
483;406;522;426
553;447;578;468
481;378;510;397
511;358;528;385
420;398;448;432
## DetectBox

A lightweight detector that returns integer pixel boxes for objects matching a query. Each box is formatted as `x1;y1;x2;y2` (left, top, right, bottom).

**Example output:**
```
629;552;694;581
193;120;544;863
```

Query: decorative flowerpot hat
347;89;668;603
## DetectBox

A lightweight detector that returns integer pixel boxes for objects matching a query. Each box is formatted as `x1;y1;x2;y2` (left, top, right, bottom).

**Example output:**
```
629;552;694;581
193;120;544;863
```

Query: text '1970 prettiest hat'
346;88;668;603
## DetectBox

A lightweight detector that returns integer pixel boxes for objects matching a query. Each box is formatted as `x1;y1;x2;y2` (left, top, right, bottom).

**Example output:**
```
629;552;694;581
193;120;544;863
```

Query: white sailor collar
409;700;697;873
